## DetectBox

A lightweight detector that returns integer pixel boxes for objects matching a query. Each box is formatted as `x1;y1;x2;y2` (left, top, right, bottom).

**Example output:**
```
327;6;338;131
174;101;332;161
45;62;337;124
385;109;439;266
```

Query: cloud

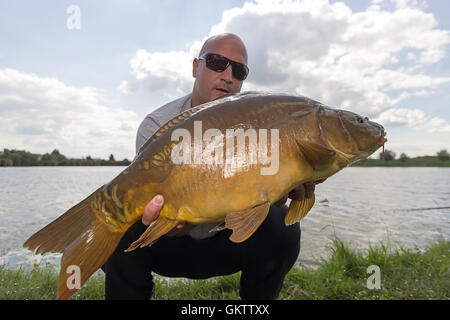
0;68;140;159
373;108;450;132
119;49;195;99
120;0;450;118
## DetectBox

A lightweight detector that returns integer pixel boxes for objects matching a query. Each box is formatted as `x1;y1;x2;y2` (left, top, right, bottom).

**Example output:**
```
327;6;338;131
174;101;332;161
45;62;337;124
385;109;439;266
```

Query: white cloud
373;107;450;133
0;68;140;159
373;108;426;127
119;49;195;100
121;0;450;119
425;117;450;133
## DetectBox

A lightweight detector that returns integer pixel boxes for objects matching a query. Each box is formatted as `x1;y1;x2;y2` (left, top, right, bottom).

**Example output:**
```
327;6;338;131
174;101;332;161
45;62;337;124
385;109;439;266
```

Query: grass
1;239;448;300
351;158;450;167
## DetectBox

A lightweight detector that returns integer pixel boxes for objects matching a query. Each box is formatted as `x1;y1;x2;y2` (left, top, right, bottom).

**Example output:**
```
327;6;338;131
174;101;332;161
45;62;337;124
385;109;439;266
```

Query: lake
0;166;449;269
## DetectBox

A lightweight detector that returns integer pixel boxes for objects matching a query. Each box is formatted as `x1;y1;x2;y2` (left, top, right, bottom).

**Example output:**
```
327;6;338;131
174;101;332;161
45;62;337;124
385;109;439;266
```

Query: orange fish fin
296;139;335;170
57;219;124;300
124;216;178;252
23;188;126;300
285;194;315;225
225;202;271;243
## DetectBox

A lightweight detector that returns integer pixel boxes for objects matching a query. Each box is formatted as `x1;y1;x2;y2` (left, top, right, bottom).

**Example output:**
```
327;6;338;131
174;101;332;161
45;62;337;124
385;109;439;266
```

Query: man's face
192;37;248;106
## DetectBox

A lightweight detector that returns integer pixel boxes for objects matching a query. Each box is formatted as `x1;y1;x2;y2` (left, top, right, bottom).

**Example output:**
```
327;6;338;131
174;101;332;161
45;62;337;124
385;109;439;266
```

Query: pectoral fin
296;140;335;170
224;202;271;243
209;222;226;233
124;216;178;252
285;194;315;225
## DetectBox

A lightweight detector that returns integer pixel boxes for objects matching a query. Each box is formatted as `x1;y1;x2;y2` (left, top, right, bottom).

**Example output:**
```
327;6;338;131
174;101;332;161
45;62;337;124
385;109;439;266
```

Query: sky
1;0;449;160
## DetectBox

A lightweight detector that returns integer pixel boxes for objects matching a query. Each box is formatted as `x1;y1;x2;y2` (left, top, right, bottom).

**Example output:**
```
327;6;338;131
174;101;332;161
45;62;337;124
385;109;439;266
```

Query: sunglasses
198;53;249;81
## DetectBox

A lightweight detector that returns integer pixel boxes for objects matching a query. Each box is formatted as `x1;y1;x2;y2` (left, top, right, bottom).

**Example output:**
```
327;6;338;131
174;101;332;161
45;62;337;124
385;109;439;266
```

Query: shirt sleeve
135;115;161;155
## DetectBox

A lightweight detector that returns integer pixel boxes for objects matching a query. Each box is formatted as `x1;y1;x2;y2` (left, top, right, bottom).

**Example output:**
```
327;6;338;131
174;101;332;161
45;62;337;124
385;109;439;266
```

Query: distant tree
399;153;408;162
51;149;67;162
42;153;52;161
109;154;115;162
86;155;92;161
0;149;39;166
379;149;396;161
0;158;13;166
437;149;450;161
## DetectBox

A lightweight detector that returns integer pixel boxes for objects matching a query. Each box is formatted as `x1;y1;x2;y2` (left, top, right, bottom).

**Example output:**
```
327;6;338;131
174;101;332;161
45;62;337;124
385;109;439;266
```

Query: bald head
199;33;248;64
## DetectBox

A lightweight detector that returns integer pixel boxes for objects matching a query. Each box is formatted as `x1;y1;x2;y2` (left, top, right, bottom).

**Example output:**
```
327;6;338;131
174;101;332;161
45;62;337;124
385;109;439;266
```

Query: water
0;166;449;269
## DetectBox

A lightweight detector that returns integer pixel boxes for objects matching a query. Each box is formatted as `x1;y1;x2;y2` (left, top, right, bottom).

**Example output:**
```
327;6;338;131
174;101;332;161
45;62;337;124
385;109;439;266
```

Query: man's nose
220;64;233;83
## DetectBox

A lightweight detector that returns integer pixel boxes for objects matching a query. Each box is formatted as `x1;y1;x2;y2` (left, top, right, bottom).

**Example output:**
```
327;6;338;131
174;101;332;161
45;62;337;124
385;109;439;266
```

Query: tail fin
23;190;125;300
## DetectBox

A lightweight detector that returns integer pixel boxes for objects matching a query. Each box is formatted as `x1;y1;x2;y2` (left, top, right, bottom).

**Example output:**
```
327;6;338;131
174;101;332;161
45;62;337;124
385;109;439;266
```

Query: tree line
379;149;450;162
0;149;131;167
351;148;450;167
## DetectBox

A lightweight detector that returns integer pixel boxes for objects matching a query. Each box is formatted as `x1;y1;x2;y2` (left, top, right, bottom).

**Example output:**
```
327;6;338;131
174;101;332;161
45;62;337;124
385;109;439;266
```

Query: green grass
1;239;448;300
351;158;450;167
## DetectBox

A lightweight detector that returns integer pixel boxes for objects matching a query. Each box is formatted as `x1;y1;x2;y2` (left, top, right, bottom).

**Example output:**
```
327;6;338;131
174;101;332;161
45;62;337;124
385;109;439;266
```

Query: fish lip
378;129;387;146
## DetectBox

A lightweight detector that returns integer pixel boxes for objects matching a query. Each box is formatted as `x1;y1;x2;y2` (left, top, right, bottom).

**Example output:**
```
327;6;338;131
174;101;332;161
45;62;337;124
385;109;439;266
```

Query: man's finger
142;194;164;226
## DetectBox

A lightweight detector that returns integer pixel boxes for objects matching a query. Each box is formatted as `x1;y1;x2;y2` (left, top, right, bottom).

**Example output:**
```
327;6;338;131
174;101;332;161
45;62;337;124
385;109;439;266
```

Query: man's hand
275;179;326;207
142;195;194;236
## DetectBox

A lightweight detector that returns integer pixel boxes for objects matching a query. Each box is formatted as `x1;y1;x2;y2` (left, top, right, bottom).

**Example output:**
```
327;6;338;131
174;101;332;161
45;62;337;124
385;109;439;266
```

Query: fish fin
285;194;315;225
296;139;336;170
225;202;271;243
57;219;123;300
23;189;125;300
124;217;178;252
209;222;226;233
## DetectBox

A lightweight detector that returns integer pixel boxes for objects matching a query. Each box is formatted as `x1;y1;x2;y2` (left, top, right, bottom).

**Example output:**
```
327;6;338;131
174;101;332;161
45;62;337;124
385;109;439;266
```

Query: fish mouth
379;130;388;159
379;130;388;146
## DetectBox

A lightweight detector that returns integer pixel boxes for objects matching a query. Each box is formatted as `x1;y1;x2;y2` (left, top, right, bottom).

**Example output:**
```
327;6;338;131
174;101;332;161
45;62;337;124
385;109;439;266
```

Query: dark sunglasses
198;53;249;81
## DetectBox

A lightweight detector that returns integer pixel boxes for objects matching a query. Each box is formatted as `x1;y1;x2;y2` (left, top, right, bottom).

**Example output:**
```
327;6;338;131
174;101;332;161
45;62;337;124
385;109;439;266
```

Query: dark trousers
102;204;300;300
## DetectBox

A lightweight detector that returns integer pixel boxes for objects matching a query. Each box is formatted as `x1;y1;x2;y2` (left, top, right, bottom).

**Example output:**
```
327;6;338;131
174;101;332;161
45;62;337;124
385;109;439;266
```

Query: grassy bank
1;239;448;300
351;158;450;167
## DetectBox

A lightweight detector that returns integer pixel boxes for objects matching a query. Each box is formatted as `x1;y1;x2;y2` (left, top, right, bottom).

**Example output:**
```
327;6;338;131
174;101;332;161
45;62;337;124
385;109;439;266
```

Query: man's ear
192;58;199;78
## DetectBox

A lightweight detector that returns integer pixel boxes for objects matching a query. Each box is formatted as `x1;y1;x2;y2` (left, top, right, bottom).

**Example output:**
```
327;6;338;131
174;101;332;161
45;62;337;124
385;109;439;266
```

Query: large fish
24;92;386;299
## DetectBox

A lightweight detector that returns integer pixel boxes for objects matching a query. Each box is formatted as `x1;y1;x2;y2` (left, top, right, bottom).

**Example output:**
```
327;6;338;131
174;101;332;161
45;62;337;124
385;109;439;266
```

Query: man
103;33;316;300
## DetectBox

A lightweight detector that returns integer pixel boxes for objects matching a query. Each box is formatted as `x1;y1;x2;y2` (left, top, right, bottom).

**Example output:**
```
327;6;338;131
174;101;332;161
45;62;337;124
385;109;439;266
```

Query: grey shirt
135;93;217;240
